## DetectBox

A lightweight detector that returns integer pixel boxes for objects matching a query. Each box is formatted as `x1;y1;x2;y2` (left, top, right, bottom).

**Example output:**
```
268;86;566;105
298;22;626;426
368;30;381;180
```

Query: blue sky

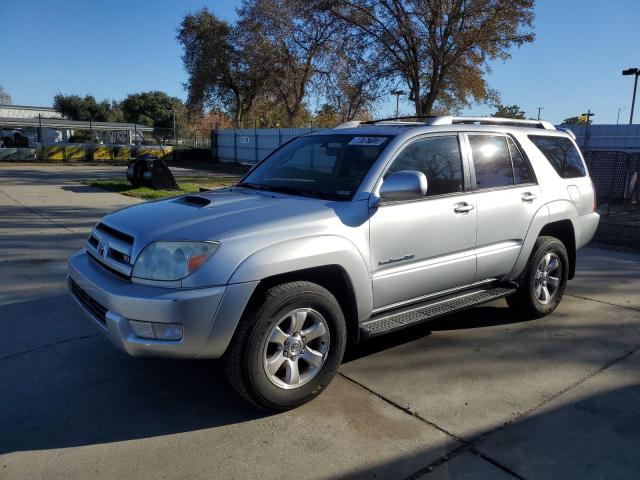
0;0;638;124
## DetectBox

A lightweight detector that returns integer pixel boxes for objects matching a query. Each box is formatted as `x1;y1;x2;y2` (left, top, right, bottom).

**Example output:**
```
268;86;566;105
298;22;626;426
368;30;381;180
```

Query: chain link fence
584;150;640;216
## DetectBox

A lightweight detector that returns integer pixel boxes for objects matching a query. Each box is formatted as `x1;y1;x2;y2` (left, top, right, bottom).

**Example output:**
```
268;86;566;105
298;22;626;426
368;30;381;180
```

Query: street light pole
630;74;638;124
390;90;406;119
617;107;626;125
622;68;639;124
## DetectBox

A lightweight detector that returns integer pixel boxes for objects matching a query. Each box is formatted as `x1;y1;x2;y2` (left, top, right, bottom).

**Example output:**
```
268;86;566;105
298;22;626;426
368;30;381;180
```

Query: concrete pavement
1;164;639;479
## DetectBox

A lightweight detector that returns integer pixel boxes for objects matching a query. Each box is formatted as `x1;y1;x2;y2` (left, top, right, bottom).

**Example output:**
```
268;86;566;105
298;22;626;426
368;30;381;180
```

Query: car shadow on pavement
1;295;530;456
0;295;264;455
344;302;531;363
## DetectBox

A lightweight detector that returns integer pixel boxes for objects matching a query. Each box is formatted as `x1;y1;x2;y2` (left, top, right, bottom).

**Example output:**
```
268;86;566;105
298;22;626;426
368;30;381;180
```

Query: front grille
109;249;130;265
70;279;108;325
88;251;131;282
95;223;134;245
88;234;99;248
86;223;134;280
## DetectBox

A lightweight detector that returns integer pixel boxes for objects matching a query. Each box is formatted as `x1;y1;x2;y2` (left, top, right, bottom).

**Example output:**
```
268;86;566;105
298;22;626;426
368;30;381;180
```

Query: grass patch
83;176;241;200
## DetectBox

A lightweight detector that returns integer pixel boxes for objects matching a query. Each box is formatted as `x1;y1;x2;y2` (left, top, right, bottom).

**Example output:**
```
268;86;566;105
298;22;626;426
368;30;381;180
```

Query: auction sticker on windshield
348;136;387;146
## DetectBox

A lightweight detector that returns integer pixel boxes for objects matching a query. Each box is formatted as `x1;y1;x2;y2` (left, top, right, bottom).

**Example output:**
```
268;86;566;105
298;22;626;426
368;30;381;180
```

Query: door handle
521;192;537;203
453;203;474;214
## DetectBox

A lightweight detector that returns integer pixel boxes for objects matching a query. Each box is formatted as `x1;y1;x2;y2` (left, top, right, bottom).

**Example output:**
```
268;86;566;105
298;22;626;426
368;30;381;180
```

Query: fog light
152;323;183;340
129;320;155;339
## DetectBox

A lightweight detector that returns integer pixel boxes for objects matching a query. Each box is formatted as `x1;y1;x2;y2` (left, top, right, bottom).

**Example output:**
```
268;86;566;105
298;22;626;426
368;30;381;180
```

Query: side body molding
228;235;374;322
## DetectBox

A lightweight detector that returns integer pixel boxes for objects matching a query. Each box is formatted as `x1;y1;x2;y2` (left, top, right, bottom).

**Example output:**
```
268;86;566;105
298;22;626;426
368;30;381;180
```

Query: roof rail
361;115;437;124
332;115;556;130
557;127;576;140
333;120;362;129
426;116;556;130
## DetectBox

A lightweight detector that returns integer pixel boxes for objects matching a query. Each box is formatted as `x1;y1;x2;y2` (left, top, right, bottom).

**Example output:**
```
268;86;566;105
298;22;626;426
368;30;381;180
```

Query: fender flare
507;200;580;281
228;235;373;322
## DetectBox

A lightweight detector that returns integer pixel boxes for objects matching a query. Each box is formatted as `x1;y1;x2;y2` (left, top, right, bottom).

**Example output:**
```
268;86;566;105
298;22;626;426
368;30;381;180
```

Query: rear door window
528;135;586;178
468;135;514;189
507;137;533;184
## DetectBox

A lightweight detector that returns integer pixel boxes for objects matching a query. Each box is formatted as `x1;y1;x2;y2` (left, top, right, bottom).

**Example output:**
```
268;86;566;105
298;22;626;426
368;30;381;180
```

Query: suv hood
101;188;339;255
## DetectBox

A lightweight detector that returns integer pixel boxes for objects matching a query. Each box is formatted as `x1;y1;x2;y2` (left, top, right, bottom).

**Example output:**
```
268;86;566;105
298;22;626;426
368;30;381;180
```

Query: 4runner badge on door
378;254;415;266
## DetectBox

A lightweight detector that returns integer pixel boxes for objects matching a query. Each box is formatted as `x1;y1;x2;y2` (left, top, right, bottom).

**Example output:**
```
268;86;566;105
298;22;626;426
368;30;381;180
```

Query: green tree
492;104;526;119
120;91;185;143
314;103;341;127
327;0;534;115
53;94;121;121
0;85;11;105
561;116;591;125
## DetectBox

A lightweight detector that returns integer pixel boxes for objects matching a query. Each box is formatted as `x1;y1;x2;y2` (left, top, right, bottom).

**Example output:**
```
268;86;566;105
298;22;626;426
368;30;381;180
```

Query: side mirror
379;170;428;201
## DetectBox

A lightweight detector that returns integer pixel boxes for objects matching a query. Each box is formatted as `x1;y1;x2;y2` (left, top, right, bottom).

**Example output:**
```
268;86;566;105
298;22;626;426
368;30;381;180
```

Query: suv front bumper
67;250;257;359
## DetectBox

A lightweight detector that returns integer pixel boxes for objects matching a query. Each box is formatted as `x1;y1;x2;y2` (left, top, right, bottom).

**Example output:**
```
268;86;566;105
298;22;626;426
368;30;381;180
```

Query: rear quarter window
528;135;586;178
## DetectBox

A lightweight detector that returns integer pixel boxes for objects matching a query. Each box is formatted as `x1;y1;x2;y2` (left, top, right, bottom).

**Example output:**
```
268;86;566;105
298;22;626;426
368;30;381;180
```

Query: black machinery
126;156;179;190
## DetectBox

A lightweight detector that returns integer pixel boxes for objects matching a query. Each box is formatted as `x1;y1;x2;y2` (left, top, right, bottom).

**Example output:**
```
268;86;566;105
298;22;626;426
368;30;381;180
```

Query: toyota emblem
97;239;108;259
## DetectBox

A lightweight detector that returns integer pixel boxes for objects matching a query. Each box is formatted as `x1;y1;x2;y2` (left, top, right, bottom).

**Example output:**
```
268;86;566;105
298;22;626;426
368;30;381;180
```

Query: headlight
132;241;219;281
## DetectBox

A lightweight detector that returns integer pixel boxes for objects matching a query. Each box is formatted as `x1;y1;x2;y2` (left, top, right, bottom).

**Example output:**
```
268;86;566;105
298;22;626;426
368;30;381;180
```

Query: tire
224;281;347;411
507;236;569;319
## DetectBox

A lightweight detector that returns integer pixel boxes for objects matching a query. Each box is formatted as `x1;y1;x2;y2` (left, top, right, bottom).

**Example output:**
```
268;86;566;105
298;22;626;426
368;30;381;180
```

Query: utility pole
537;107;543;120
390;90;406;118
622;68;639;124
172;110;177;145
37;114;43;143
617;107;626;125
580;110;594;148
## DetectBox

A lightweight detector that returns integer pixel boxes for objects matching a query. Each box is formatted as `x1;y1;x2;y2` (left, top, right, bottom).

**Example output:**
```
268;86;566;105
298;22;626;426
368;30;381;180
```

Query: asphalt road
1;165;639;479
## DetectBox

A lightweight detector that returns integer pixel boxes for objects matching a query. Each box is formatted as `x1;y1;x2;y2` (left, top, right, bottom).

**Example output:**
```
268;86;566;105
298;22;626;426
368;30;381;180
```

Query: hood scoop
179;195;214;207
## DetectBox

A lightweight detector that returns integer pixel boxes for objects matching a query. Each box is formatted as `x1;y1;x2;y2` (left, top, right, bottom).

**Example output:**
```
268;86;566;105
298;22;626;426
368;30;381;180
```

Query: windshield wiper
238;183;338;200
236;182;265;190
261;185;322;198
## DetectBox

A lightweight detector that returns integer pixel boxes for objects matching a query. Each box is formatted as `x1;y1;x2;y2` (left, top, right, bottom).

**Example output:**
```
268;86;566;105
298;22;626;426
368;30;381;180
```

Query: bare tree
325;0;534;115
177;9;271;127
322;32;387;121
238;0;341;126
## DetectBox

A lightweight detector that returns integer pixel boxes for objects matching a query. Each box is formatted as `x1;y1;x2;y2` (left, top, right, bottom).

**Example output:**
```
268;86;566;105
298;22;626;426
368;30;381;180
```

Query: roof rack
333;115;555;130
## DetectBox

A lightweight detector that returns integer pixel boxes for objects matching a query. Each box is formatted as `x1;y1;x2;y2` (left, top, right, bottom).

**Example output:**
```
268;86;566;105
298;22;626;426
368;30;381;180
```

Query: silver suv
68;116;600;410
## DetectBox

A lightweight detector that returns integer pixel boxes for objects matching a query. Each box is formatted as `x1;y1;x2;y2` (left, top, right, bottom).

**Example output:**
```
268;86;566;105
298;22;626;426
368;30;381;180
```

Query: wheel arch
508;200;581;282
228;235;373;344
246;265;361;345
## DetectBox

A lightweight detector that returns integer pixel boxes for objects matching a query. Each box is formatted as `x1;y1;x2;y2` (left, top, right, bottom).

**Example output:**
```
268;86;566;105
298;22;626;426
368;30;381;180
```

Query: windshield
239;134;392;200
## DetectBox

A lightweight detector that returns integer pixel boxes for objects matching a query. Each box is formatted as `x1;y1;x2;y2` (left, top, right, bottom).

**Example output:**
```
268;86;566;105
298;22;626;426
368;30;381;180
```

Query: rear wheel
224;281;346;411
507;236;569;318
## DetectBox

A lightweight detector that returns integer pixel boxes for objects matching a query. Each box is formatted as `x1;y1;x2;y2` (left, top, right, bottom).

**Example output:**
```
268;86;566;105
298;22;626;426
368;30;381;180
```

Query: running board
360;286;517;338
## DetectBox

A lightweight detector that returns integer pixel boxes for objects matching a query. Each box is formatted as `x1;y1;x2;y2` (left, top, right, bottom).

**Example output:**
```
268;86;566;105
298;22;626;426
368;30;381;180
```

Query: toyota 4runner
68;116;600;411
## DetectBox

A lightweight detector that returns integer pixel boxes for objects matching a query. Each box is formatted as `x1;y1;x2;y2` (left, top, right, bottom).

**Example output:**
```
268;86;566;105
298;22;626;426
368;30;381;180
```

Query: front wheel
224;281;347;411
507;236;569;318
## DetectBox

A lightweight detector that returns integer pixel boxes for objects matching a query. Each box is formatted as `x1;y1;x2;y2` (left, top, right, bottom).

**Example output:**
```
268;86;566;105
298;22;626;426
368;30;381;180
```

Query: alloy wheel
534;252;562;305
263;308;330;389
